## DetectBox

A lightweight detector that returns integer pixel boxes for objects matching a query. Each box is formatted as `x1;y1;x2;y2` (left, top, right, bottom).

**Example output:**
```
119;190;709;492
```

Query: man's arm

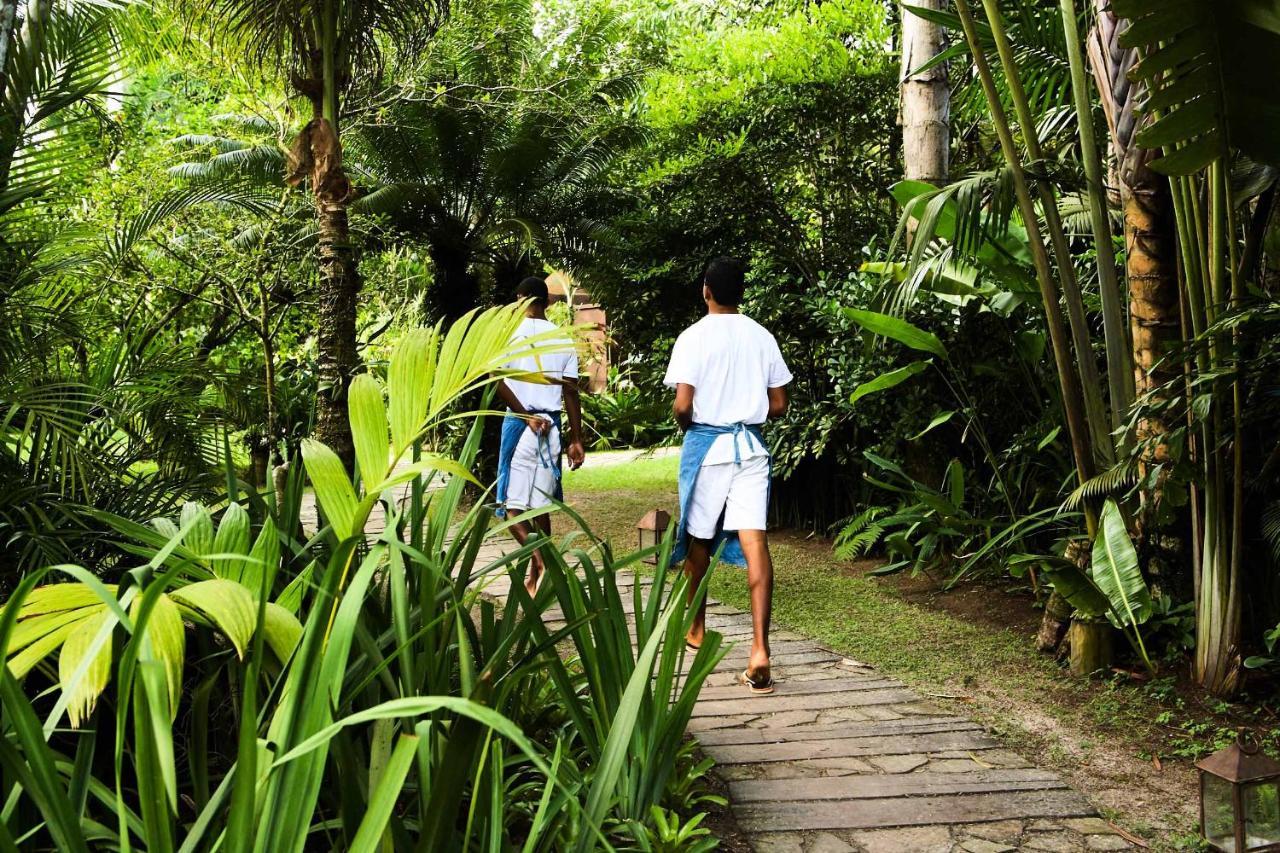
767;385;788;420
562;379;585;469
673;383;695;432
496;380;548;434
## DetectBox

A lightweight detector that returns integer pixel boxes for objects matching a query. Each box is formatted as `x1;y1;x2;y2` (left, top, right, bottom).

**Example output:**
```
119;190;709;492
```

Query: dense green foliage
4;0;1280;845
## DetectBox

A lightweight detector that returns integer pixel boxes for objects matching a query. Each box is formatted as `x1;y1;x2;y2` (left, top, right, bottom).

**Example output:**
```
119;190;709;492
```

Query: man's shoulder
733;314;781;346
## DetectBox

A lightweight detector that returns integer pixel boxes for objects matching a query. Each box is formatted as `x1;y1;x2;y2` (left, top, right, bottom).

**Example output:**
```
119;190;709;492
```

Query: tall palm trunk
0;0;16;107
1089;6;1180;504
0;0;43;191
288;104;361;472
314;196;360;470
899;1;949;186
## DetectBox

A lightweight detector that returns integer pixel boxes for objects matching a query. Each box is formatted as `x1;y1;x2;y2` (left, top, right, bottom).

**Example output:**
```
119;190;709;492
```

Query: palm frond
1114;0;1280;173
1060;458;1138;512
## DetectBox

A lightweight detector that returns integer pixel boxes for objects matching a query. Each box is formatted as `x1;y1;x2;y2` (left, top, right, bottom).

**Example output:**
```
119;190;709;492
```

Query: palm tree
1110;0;1280;695
195;0;449;471
1087;3;1178;501
348;2;638;321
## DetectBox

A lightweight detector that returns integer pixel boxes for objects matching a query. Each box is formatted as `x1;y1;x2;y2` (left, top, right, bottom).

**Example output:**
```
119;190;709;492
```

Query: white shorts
685;456;770;539
505;422;561;512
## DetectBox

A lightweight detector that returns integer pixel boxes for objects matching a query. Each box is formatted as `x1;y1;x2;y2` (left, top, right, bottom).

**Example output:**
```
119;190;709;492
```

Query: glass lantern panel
1242;780;1280;851
1204;773;1239;852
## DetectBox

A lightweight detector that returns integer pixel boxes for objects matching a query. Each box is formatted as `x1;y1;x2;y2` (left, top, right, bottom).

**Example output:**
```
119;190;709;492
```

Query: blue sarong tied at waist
495;409;563;518
670;422;770;568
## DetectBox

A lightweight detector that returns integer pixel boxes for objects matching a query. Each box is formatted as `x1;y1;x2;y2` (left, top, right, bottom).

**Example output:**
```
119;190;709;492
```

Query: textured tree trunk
899;0;949;186
1068;619;1114;676
0;0;17;102
1123;175;1179;470
287;113;361;472
314;197;360;471
0;0;30;190
1090;6;1180;503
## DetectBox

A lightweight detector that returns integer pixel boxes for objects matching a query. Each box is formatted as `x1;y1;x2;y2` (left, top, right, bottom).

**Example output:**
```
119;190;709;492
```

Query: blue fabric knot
669;422;770;568
495;410;563;518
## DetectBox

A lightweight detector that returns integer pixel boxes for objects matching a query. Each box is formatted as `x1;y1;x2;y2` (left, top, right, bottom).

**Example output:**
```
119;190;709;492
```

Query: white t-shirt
504;318;578;415
663;313;792;465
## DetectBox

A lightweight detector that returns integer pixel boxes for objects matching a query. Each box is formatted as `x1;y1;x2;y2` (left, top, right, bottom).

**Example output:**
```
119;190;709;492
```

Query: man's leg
506;425;559;595
724;456;773;684
682;463;733;649
508;510;547;595
683;536;712;647
736;529;773;682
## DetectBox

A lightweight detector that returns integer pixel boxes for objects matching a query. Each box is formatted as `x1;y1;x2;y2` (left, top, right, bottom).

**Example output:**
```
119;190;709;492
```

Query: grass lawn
557;454;1256;850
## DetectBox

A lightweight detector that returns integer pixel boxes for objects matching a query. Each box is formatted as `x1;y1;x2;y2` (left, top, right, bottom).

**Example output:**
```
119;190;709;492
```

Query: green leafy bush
0;308;726;851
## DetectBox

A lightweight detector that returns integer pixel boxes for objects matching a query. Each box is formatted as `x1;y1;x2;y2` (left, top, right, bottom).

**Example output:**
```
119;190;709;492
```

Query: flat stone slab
692;687;921;719
694;716;983;746
735;790;1096;833
730;768;1068;803
696;675;905;702
703;729;1000;765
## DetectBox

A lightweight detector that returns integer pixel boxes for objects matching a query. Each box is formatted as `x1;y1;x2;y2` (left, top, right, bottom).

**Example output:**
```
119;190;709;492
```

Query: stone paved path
474;559;1135;853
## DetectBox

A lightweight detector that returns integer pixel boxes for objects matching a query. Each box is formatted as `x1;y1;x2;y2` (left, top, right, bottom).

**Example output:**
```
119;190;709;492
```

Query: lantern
1197;732;1280;852
636;509;671;564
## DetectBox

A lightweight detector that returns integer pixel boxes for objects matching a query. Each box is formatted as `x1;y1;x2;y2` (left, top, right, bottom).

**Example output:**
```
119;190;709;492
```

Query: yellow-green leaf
349;373;391;490
170;580;256;659
302;438;359;540
16;583;113;618
262;603;302;664
241;518;280;596
388;327;436;455
8;620;79;678
213;502;251;581
139;593;186;718
59;611;113;728
8;605;100;655
182;502;215;555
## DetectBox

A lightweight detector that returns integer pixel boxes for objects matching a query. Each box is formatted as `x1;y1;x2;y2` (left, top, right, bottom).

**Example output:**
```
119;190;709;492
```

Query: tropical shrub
0;307;726;850
580;368;677;451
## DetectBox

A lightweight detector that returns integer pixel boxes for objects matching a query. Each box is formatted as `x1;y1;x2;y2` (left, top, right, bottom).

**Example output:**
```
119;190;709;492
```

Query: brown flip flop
739;668;775;695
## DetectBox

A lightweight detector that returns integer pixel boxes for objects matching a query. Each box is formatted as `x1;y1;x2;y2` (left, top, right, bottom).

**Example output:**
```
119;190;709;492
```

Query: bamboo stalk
978;0;1113;466
1059;0;1134;431
953;0;1098;524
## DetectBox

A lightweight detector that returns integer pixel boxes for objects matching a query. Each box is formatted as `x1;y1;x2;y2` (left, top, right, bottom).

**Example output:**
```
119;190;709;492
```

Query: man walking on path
496;277;586;594
664;257;791;694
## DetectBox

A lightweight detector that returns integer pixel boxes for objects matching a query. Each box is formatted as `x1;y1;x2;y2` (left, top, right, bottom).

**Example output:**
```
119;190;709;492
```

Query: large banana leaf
849;361;932;404
1091;499;1153;630
843;308;948;357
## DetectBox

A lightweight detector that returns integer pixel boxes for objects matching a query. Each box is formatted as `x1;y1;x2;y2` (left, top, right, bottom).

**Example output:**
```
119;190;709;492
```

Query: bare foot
747;649;771;686
524;559;544;597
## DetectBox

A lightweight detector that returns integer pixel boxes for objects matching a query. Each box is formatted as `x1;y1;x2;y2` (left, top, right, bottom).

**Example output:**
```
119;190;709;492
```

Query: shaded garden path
477;559;1135;852
304;454;1135;851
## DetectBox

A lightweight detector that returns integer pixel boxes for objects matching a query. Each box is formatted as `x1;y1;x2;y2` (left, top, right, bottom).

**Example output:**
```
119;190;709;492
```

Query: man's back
505;317;577;414
664;313;791;428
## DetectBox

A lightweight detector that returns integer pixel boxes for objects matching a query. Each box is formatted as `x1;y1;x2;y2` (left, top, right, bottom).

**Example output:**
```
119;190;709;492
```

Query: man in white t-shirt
663;256;791;694
496;277;586;594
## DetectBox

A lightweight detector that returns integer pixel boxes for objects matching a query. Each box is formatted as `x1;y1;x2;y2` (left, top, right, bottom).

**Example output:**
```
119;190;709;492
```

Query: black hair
515;276;549;306
703;256;745;306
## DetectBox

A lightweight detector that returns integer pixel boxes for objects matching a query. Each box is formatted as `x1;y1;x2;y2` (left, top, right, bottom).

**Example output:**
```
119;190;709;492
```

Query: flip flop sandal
739;669;775;695
686;641;701;653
